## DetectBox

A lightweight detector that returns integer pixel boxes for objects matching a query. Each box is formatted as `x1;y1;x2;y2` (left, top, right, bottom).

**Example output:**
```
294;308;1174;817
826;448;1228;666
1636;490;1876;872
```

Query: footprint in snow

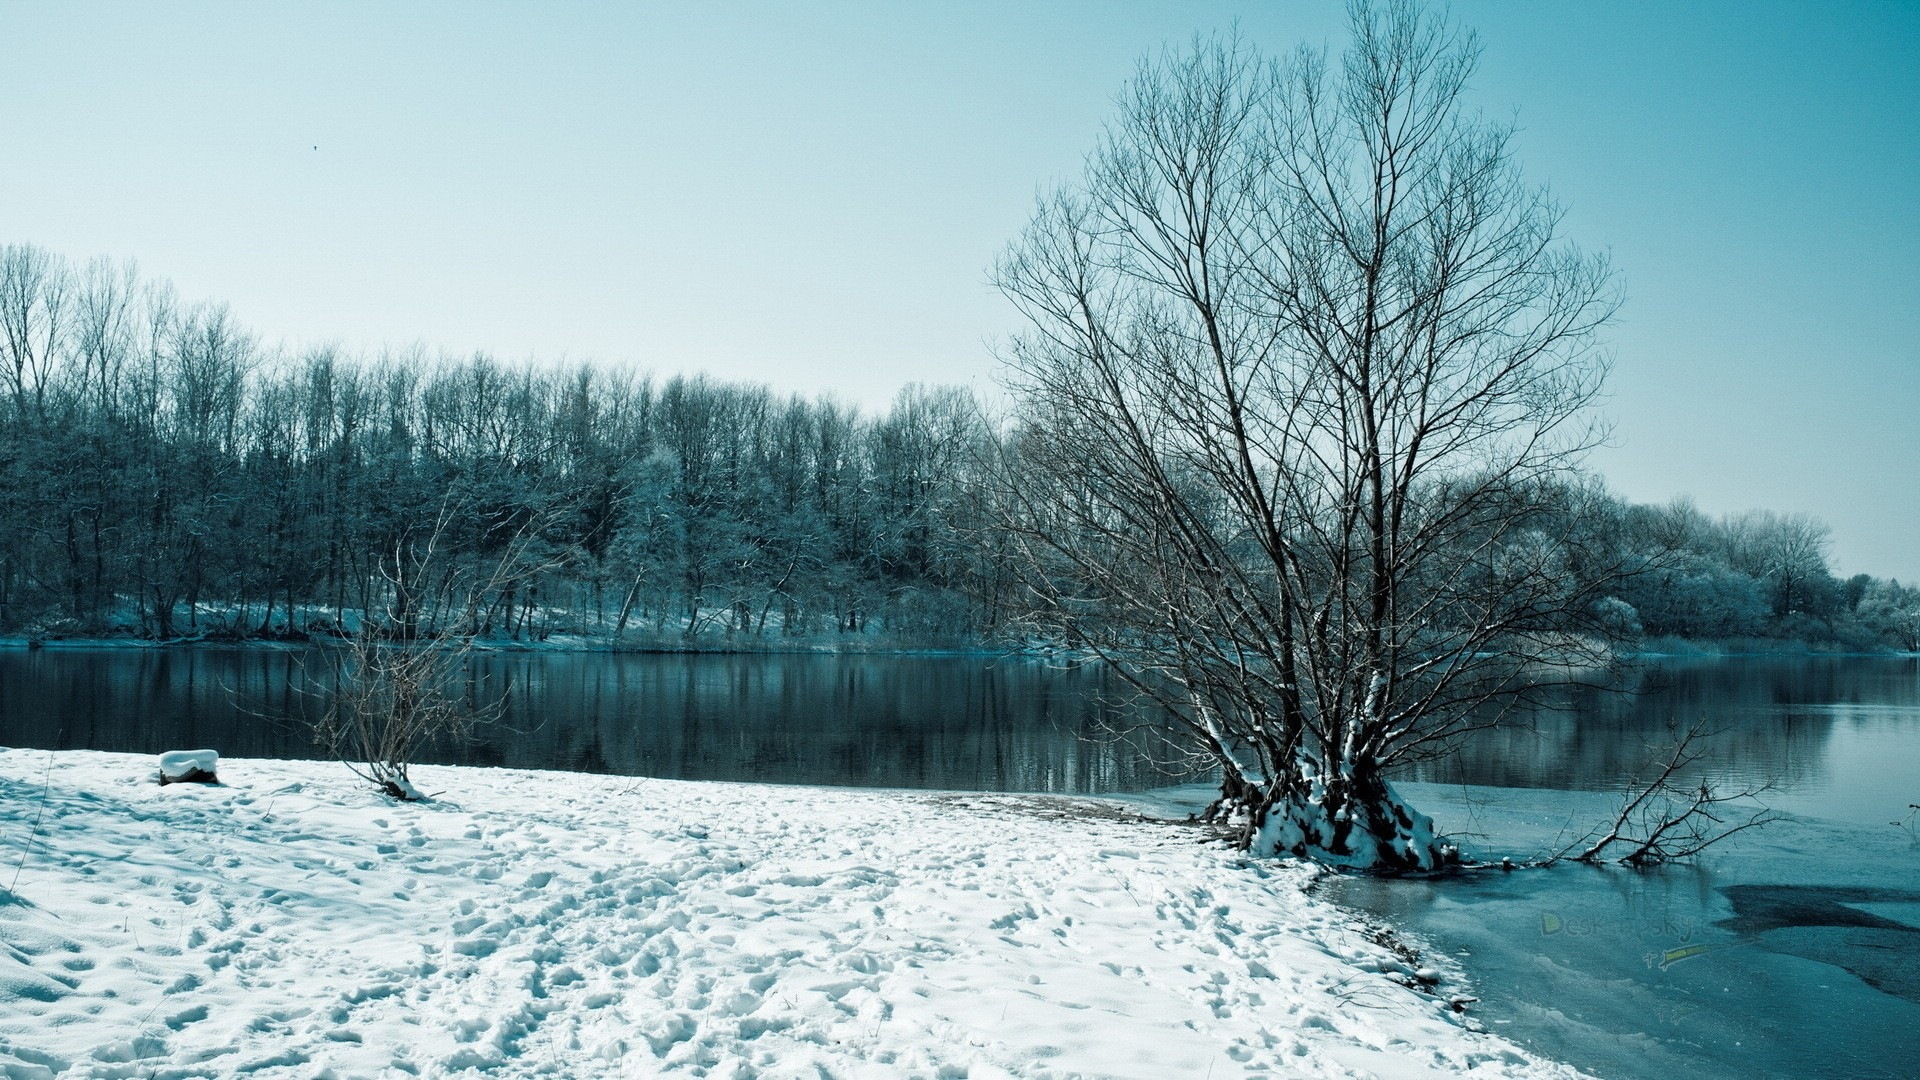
164;1004;208;1030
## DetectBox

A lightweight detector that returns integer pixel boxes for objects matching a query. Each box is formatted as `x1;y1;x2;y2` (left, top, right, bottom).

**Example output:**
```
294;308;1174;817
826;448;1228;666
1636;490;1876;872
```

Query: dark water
1398;655;1920;827
10;648;1912;806
0;647;1172;793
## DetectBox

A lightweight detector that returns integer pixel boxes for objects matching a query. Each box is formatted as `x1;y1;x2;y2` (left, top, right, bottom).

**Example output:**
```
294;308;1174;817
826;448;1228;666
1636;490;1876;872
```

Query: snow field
0;750;1583;1079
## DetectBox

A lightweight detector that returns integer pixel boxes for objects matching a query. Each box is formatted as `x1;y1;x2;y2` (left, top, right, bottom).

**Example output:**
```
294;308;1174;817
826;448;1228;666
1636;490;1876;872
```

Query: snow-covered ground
0;750;1584;1079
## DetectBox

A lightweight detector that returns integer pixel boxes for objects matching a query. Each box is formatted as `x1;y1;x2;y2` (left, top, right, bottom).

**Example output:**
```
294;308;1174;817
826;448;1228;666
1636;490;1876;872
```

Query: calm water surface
0;648;1170;792
1399;655;1920;827
5;648;1907;811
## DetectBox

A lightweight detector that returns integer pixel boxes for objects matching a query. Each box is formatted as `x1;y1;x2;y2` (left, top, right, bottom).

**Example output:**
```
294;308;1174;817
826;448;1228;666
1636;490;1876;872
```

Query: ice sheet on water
1328;782;1920;1080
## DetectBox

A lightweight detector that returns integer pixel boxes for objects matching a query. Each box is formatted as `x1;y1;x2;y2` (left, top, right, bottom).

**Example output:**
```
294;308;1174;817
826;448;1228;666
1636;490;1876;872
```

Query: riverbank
0;632;1014;658
0;750;1583;1079
7;631;1911;663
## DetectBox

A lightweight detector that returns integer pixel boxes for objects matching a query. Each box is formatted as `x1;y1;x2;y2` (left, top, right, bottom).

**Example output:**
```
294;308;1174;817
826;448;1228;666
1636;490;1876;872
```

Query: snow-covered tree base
368;768;427;802
1224;775;1450;873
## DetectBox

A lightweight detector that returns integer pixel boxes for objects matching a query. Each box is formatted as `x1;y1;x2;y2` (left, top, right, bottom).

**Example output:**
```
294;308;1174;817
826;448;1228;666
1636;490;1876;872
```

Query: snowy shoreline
0;635;1018;660
0;750;1585;1079
9;636;1908;662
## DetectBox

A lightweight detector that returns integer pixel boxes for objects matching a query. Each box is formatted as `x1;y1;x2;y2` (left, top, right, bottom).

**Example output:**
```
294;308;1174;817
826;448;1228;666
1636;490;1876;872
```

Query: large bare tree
993;1;1621;870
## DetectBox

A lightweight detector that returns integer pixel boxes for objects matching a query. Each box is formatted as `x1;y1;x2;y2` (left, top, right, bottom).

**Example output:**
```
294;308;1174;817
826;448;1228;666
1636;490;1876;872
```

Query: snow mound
0;750;1588;1079
156;749;219;784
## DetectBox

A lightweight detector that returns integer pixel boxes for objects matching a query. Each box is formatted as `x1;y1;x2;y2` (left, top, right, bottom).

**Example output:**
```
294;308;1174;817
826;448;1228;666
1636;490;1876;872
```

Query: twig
8;750;57;898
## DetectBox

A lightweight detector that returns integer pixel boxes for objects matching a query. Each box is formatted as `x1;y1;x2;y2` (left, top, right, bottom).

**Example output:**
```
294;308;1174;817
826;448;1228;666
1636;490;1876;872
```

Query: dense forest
1;244;1915;652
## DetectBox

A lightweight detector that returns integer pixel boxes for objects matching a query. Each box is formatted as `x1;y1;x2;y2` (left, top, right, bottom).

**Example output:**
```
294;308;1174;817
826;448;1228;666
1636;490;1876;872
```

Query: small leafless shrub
312;502;554;801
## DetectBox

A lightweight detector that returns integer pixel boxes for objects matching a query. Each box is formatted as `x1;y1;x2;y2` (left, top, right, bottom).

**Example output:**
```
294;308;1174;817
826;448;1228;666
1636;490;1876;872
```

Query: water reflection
477;652;1167;791
0;648;1176;793
4;651;1916;806
1399;656;1920;823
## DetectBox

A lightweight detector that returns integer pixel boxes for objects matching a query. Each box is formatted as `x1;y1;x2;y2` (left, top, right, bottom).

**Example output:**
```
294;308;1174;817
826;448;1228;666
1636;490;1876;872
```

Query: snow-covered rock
156;748;218;784
0;749;1589;1079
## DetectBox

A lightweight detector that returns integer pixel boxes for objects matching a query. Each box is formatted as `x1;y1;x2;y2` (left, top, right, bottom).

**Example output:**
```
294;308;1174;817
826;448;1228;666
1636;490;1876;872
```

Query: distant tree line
0;243;1914;651
0;244;1003;645
1582;496;1919;651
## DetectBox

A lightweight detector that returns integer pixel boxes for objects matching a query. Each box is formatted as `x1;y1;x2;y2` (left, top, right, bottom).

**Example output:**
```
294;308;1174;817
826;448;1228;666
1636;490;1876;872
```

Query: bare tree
313;501;551;800
1721;509;1834;620
0;244;71;420
993;1;1621;870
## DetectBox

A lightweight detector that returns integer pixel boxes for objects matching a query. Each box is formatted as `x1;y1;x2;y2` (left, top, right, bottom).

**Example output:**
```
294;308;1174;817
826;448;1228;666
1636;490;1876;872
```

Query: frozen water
1328;784;1920;1080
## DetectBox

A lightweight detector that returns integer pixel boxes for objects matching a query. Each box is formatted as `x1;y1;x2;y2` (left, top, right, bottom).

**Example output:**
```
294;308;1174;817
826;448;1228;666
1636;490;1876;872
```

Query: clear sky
3;1;1915;580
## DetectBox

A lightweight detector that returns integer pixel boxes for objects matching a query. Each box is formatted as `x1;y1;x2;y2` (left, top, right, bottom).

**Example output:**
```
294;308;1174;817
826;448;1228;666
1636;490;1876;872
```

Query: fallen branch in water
1548;719;1779;867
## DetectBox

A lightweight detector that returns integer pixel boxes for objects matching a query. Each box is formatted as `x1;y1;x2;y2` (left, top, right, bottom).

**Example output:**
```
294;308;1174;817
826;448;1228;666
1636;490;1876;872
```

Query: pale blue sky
2;2;1915;580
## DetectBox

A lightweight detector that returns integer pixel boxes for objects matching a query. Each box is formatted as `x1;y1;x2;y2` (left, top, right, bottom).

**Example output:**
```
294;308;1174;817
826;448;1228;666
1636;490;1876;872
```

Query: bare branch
1548;719;1781;867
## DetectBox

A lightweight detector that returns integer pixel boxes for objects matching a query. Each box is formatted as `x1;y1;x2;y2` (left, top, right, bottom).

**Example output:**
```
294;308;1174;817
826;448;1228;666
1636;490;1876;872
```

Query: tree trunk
613;575;642;637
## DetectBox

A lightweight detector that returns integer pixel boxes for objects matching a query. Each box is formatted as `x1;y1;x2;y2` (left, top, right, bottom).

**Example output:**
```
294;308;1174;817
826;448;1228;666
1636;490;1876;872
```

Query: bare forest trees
0;228;1900;656
0;244;69;420
993;1;1622;870
1721;510;1834;623
0;242;1001;645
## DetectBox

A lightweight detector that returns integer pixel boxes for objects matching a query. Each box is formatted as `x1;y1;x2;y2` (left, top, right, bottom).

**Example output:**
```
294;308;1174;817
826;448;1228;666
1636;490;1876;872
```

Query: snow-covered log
157;749;219;785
